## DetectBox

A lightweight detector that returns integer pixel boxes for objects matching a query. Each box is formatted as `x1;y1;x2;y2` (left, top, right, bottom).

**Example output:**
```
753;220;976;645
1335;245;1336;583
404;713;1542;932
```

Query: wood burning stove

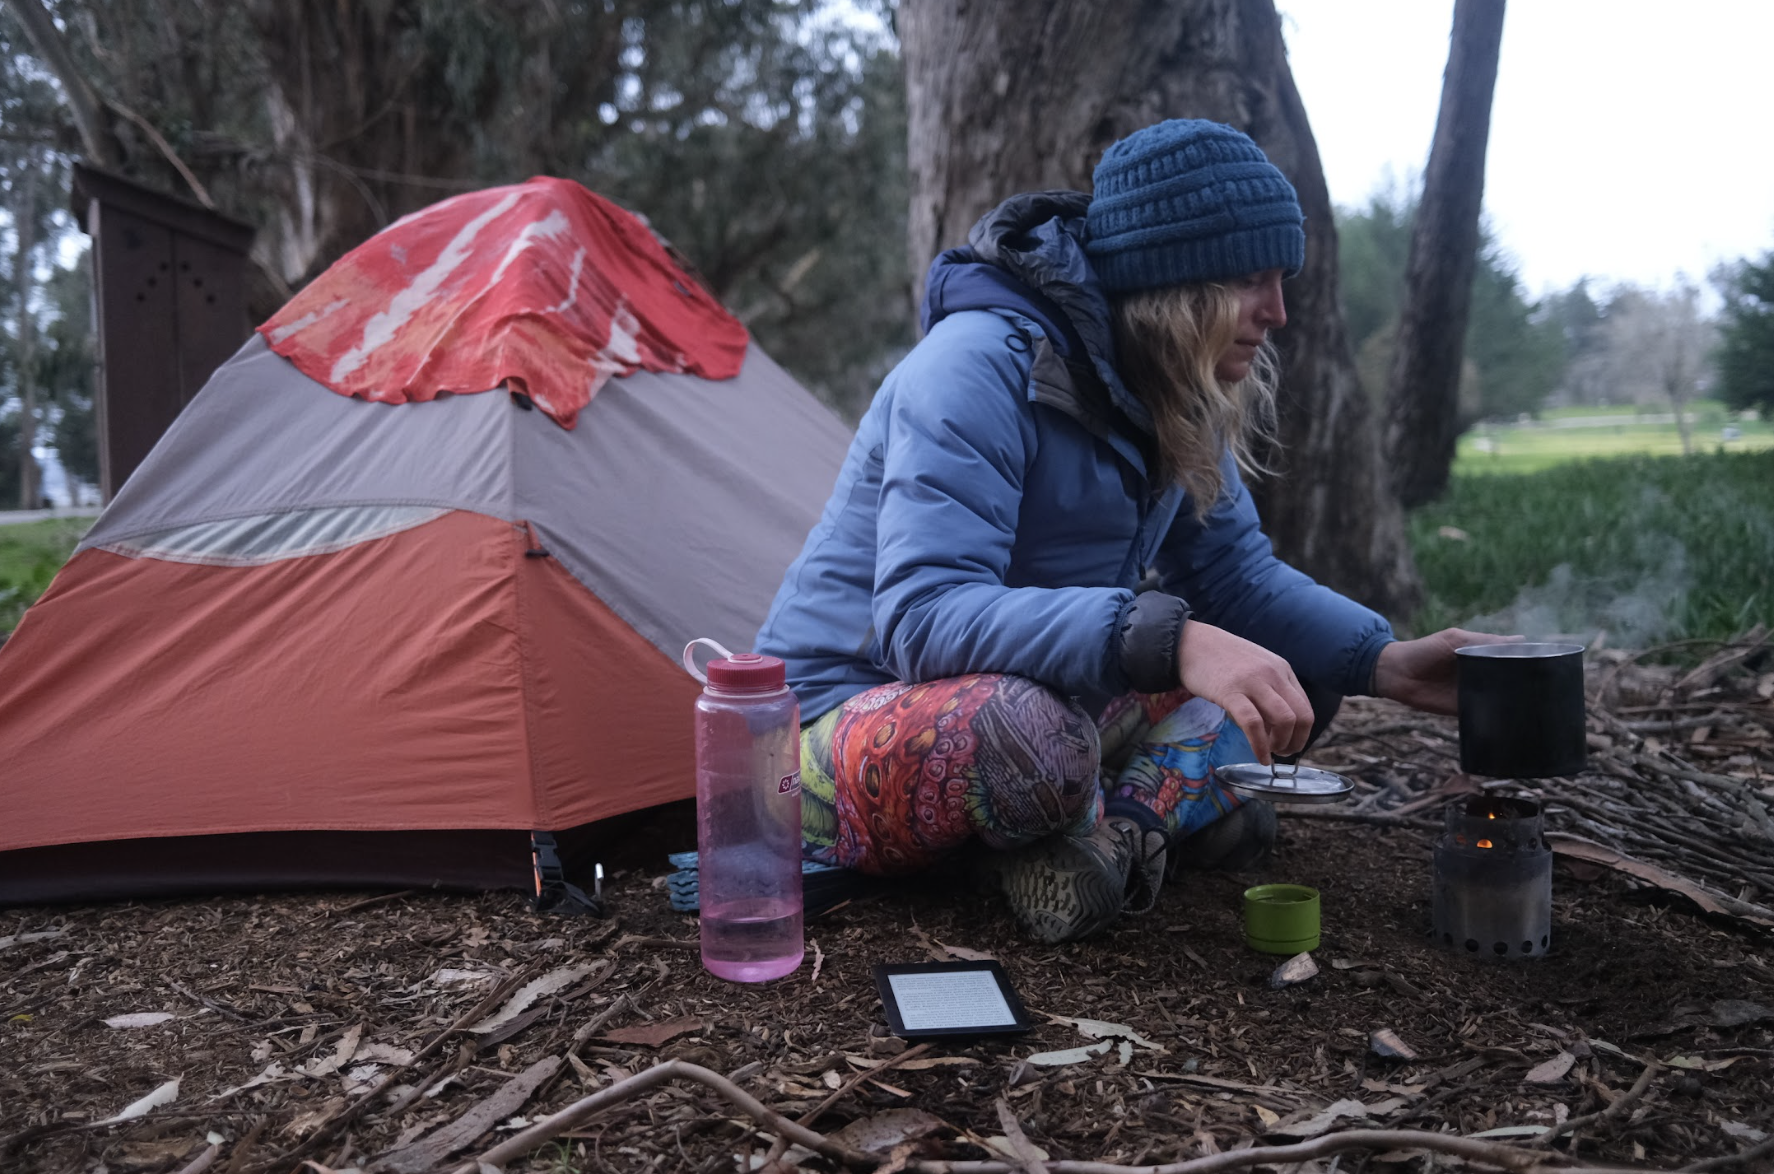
1431;796;1552;959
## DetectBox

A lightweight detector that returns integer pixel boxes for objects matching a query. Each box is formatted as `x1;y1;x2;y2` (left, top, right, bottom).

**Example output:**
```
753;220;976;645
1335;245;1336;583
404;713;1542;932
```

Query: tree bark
5;0;122;169
902;0;1419;618
14;163;40;509
1383;0;1506;508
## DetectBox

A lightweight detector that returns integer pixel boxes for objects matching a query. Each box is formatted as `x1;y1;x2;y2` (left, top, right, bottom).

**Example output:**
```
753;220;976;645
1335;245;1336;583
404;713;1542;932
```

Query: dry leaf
285;1096;345;1137
830;1108;945;1152
1550;837;1774;928
1369;1028;1418;1060
427;968;498;987
1525;1052;1576;1083
99;1078;180;1124
1254;1105;1281;1127
1666;1054;1748;1072
982;1136;1050;1160
1046;1015;1166;1051
342;1063;385;1096
1270;952;1319;988
357;1042;416;1066
599;1014;702;1048
469;965;593;1033
301;1024;363;1077
1710;999;1773;1027
0;929;69;951
1025;1040;1113;1067
376;1057;560;1174
935;942;996;962
209;1062;291;1101
116;1138;201;1166
896;1056;980;1071
1273;1099;1368;1139
103;1011;176;1029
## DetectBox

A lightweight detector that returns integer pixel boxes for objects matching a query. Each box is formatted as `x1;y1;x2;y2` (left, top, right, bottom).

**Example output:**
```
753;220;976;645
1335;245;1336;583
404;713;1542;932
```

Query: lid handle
681;638;734;684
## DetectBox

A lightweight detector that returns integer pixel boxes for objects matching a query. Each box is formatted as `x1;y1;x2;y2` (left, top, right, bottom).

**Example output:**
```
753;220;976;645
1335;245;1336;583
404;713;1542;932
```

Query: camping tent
0;177;851;904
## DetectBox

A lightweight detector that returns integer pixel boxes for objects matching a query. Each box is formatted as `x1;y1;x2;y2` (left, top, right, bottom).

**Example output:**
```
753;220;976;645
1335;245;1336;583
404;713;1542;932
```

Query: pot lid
1217;762;1353;804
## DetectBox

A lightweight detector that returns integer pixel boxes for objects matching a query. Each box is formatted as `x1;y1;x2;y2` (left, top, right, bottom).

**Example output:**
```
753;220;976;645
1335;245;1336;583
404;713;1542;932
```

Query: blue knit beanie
1085;119;1306;294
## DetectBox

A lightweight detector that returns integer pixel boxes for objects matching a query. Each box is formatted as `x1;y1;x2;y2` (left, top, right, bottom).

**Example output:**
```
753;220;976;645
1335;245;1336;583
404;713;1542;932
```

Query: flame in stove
1477;838;1494;849
1487;812;1497;819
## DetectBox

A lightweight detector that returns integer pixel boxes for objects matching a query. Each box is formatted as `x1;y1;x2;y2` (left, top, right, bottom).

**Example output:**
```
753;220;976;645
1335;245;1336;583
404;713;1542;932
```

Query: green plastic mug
1243;883;1321;954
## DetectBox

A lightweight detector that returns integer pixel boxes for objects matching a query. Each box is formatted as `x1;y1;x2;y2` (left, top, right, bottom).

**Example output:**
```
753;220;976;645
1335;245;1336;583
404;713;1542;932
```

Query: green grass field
1410;449;1773;646
0;518;90;634
1456;402;1772;475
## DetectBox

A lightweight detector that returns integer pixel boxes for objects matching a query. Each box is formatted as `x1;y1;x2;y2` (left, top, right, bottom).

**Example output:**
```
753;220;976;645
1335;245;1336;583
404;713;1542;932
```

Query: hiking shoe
991;816;1147;944
1168;799;1277;875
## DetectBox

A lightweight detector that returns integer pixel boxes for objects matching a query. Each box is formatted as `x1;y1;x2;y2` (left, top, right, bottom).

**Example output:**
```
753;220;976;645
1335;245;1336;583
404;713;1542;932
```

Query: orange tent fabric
0;512;698;853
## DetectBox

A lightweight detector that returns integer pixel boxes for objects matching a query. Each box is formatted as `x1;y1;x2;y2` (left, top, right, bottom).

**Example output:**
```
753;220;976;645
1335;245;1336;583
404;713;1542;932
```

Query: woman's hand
1372;628;1520;714
1176;620;1314;764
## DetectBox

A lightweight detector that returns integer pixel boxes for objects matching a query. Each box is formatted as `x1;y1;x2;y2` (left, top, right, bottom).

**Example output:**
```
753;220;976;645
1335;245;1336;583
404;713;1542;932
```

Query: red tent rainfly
260;176;749;427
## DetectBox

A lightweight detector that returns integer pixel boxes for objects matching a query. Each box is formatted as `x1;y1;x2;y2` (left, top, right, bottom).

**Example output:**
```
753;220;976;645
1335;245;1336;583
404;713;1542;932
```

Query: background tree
1383;0;1506;508
2;0;911;418
1541;279;1608;407
901;0;1418;617
1589;282;1714;452
35;248;98;492
2;9;77;506
1714;251;1774;415
1337;187;1563;424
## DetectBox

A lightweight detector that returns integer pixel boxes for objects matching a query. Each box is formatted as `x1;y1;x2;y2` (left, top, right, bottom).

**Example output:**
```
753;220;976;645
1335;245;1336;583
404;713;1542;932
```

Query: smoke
1461;534;1690;649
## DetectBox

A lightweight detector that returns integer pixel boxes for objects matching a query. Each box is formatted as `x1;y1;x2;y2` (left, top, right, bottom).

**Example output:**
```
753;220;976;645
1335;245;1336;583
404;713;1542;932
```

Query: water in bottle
685;641;804;982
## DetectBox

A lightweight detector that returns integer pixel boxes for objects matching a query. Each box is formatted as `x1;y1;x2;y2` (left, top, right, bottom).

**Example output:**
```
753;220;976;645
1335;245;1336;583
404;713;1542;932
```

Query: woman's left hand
1372;628;1520;715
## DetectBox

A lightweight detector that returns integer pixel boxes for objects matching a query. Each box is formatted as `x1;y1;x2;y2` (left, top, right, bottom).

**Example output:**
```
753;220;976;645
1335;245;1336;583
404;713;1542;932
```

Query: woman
757;119;1502;943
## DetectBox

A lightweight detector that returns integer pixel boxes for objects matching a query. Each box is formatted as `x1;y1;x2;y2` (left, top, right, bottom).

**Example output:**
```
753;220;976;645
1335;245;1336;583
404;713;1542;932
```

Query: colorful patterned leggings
798;673;1258;875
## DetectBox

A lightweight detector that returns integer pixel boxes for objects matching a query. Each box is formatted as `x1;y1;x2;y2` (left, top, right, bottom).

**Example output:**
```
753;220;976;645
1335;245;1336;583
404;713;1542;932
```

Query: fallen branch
1680;1132;1774;1173
1535;1058;1659;1146
452;1060;877;1173
451;1058;1683;1174
756;1043;936;1170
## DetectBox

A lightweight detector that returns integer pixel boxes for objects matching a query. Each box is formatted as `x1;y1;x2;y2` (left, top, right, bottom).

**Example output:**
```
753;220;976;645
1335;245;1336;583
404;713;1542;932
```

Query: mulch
2;648;1770;1174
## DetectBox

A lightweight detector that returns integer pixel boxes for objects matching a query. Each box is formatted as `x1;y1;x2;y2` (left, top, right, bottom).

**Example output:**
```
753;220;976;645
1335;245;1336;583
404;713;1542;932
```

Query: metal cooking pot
1456;642;1587;779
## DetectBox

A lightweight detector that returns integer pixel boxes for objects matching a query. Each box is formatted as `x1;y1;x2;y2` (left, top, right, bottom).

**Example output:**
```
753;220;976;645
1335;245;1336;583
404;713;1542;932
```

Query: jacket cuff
1354;633;1395;697
1118;591;1191;695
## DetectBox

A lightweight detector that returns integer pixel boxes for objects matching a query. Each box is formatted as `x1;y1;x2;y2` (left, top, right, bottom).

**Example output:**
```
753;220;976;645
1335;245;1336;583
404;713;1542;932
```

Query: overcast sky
1276;0;1774;300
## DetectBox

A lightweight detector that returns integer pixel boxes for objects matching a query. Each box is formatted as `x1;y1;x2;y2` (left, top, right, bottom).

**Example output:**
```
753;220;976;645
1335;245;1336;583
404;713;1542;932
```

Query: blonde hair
1109;282;1280;515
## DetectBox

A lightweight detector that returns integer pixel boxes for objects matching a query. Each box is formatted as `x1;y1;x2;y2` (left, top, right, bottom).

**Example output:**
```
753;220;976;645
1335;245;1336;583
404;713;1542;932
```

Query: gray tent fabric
95;505;451;565
81;333;852;660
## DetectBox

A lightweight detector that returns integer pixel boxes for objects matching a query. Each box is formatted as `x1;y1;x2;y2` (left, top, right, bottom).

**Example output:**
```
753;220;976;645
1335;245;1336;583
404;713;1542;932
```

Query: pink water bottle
684;640;804;982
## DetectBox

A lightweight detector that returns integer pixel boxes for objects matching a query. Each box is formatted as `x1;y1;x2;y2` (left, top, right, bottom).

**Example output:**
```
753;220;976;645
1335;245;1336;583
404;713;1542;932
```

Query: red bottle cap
705;652;787;691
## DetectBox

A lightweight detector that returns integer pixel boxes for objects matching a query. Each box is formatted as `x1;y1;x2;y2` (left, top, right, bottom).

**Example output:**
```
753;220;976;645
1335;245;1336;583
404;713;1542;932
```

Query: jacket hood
921;191;1154;436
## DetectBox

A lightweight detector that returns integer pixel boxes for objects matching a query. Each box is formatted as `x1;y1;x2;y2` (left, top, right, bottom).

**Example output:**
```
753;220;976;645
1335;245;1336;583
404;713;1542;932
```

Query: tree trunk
15;164;40;509
1383;0;1506;508
902;0;1419;618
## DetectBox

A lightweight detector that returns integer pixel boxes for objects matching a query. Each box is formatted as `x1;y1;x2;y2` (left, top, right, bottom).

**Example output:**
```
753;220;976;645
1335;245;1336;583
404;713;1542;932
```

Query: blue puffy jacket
757;191;1394;721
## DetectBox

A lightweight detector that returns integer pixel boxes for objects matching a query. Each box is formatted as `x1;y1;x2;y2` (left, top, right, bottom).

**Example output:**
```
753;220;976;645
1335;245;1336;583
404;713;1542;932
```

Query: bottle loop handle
681;637;735;684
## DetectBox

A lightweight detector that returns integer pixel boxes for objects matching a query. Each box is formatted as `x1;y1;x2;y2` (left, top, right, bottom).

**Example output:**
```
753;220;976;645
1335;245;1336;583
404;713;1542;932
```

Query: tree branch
105;100;214;208
453;1056;1687;1174
5;0;121;168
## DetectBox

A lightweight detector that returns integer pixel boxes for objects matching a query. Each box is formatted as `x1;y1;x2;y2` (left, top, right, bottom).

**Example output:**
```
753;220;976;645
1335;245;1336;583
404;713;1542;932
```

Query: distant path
0;508;101;527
